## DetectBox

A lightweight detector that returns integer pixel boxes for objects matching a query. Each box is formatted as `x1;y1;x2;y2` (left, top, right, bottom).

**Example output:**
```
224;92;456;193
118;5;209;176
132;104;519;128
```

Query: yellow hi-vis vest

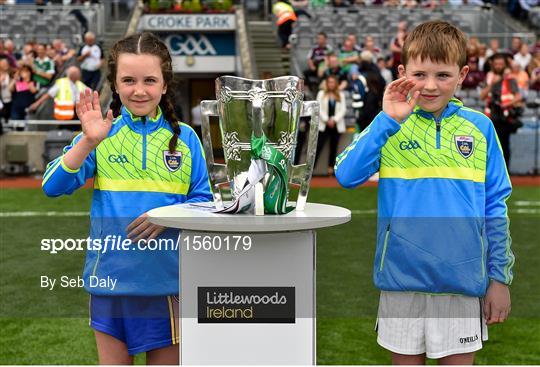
272;1;297;25
54;78;87;120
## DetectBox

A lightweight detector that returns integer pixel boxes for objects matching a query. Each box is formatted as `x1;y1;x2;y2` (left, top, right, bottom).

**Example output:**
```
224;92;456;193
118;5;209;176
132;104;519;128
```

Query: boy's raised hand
382;77;420;122
76;89;114;147
484;280;511;325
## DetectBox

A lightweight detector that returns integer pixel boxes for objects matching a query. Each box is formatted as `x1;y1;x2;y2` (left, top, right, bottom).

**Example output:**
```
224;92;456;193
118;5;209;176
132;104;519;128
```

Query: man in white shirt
77;32;103;90
514;43;532;71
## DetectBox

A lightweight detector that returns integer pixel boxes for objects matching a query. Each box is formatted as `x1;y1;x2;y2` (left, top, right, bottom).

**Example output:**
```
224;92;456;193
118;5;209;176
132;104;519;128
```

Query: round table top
147;202;351;233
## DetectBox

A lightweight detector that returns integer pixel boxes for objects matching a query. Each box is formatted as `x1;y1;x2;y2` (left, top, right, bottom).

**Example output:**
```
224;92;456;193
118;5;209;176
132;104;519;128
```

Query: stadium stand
286;1;538;174
0;4;106;48
0;0;538;175
290;3;536;124
291;6;534;76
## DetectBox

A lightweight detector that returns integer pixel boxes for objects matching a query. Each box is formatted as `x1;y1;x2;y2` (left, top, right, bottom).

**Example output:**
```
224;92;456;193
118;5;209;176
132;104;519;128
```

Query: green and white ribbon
250;133;293;215
212;133;292;215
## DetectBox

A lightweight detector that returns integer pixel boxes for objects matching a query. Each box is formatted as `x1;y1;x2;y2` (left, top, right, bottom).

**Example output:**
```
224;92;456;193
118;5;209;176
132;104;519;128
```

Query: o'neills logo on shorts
459;334;479;344
198;287;295;323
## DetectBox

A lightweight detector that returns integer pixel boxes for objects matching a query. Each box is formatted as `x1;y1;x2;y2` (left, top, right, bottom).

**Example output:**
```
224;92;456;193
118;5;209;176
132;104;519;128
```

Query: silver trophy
200;76;320;214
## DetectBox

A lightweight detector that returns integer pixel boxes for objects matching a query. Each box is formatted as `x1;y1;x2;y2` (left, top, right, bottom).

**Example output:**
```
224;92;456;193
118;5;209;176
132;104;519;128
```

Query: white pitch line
511;209;540;214
0;208;538;217
0;211;89;217
350;209;378;215
513;201;540;207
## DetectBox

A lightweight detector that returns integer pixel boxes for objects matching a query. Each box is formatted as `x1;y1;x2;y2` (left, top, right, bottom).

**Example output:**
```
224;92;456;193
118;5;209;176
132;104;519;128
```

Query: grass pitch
1;185;539;364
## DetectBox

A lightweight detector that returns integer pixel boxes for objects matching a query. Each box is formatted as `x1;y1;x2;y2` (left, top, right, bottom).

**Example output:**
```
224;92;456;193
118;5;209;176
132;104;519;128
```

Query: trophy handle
200;100;227;209
291;100;320;211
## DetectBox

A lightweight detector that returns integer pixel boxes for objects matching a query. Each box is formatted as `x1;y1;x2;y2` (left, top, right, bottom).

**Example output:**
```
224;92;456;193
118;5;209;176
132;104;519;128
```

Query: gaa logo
399;140;421;150
166;34;217;56
108;154;129;163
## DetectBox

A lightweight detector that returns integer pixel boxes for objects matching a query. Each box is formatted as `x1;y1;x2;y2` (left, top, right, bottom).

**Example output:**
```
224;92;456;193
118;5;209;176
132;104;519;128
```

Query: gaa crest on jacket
163;151;182;172
455;136;474;159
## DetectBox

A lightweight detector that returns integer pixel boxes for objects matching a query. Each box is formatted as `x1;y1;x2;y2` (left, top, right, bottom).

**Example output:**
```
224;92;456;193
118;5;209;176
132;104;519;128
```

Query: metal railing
2;120;81;134
236;7;257;79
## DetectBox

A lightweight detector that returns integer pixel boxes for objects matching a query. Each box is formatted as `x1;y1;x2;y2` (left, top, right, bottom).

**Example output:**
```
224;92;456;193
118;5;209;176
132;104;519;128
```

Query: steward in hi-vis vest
53;77;87;120
272;0;297;48
272;0;297;25
28;66;88;120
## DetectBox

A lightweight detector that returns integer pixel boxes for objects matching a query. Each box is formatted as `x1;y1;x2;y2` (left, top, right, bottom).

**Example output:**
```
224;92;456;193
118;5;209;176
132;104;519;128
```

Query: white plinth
148;202;351;232
148;203;351;365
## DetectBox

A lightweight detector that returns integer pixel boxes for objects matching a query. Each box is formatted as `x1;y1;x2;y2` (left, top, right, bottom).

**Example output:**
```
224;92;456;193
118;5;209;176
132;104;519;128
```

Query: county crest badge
163;151;182;172
454;136;474;159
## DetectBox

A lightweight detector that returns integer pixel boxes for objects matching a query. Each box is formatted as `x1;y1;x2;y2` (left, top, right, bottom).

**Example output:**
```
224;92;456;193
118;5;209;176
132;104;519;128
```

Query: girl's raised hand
76;89;114;146
382;77;420;123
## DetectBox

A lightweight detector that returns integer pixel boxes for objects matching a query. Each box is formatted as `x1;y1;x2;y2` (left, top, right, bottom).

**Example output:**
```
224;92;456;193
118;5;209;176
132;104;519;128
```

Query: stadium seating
0;9;83;47
0;1;107;49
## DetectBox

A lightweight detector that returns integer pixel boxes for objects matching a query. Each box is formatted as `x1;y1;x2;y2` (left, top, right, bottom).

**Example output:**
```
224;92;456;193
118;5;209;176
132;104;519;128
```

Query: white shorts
376;291;488;359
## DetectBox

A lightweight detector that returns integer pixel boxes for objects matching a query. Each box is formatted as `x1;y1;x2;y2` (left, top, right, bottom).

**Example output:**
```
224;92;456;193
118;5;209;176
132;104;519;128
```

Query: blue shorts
89;295;179;355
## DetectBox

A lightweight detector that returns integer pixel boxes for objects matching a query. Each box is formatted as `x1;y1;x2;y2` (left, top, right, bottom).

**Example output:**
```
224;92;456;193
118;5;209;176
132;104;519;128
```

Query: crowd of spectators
142;0;234;13
301;22;539;174
0;32;104;127
463;36;540;95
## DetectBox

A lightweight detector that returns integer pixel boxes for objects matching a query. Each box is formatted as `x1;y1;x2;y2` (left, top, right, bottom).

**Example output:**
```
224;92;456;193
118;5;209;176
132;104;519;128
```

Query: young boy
335;21;514;364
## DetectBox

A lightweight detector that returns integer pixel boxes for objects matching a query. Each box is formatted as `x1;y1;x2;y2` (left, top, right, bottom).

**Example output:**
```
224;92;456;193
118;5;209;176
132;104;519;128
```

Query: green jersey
33;57;55;87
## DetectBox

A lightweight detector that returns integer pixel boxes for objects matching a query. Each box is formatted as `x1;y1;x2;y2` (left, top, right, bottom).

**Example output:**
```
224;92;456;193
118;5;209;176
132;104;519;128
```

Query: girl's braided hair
107;32;181;153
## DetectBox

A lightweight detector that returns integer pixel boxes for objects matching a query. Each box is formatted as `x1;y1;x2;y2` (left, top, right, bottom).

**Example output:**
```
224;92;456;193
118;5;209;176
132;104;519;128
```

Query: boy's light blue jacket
335;99;514;297
42;107;213;296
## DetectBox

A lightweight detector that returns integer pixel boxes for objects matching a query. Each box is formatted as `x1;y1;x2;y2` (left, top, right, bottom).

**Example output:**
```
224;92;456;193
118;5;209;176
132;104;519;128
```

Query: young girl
9;64;37;120
315;75;346;176
42;32;213;365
